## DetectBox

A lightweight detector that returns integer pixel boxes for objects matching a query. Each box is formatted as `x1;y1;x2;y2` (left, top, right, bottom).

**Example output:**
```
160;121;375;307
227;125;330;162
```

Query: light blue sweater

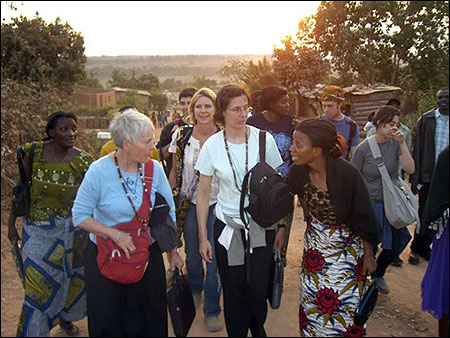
72;155;175;244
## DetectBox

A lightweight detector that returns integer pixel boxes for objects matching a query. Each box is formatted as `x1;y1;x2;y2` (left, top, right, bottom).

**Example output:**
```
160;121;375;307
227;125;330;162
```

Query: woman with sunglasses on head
168;88;223;332
8;111;94;337
195;84;285;337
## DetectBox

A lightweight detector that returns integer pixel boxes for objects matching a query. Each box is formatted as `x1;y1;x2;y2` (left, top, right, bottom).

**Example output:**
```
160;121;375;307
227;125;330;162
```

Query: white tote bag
367;136;420;230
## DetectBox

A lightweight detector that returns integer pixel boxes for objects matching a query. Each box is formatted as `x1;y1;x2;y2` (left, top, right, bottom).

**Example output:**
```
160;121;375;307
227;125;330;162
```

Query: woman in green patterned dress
7;111;94;337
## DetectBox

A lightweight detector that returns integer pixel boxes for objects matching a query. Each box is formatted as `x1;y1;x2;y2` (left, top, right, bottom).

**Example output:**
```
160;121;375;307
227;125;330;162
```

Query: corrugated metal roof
110;87;151;97
297;84;401;99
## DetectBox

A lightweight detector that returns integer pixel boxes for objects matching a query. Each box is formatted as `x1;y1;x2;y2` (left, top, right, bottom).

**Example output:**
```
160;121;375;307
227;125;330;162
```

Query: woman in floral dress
288;118;381;337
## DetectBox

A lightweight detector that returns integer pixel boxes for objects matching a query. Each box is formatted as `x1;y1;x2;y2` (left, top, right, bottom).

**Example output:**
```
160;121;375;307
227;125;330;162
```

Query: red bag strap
143;159;155;209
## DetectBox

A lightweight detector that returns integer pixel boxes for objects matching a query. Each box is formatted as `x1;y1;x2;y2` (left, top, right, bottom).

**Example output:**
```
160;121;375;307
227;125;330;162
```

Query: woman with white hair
72;111;183;336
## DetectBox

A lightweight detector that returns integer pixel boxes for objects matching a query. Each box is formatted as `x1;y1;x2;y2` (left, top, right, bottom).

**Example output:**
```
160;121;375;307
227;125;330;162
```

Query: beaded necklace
114;151;149;227
223;126;249;192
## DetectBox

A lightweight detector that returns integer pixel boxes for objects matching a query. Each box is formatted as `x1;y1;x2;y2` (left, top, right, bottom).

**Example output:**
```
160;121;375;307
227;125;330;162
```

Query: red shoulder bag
96;159;154;284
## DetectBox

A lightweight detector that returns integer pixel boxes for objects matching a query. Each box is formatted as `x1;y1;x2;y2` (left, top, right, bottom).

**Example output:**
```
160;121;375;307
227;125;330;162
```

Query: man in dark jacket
156;87;197;177
409;87;449;264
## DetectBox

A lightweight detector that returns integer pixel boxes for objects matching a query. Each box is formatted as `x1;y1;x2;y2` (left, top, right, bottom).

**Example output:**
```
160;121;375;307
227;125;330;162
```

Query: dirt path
1;201;437;337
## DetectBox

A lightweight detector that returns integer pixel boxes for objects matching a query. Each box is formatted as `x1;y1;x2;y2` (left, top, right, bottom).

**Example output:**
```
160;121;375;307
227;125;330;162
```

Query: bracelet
199;238;208;243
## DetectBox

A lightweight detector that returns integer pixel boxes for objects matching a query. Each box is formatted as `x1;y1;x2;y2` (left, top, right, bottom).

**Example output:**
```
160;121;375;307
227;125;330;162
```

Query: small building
111;87;151;108
71;86;116;109
296;84;402;137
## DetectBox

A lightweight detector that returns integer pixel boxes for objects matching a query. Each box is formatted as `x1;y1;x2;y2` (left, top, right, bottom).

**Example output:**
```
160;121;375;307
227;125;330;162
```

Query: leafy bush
1;79;95;206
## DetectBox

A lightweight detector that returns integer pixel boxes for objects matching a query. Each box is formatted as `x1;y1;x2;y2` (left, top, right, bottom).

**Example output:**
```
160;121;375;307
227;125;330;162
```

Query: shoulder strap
239;171;251;229
18;142;36;184
367;136;392;182
259;130;266;163
346;120;357;159
143;159;155;209
17;147;26;184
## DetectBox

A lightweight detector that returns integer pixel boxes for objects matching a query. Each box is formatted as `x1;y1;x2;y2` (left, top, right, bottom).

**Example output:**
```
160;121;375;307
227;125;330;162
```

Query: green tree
79;70;102;88
149;89;168;111
272;26;330;91
1;15;87;89
108;69;132;88
219;57;279;92
116;90;146;114
136;73;161;92
191;75;217;89
162;77;184;90
314;1;449;90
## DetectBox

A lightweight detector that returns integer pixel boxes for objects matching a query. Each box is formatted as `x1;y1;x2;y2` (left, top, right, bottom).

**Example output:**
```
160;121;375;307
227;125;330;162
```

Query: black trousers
84;240;168;337
214;218;275;337
373;226;404;278
410;183;435;255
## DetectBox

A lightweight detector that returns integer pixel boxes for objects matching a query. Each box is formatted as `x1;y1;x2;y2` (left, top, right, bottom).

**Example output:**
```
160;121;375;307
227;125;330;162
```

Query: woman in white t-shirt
168;88;223;332
195;84;285;337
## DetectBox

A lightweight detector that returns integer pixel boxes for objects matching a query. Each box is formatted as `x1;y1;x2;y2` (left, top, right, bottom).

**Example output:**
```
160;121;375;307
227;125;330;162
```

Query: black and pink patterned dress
299;182;371;337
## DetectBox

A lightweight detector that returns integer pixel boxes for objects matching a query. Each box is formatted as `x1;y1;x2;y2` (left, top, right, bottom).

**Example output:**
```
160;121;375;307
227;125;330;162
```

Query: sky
1;1;321;56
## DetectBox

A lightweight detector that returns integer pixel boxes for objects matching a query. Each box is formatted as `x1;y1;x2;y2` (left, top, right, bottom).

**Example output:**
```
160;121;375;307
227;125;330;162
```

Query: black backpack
239;131;294;229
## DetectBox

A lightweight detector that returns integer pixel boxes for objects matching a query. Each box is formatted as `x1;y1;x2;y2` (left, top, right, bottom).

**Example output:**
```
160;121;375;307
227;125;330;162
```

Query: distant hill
85;54;271;86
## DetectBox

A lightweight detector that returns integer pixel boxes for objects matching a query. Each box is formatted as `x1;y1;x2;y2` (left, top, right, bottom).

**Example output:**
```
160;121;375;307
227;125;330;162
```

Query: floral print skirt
299;215;371;337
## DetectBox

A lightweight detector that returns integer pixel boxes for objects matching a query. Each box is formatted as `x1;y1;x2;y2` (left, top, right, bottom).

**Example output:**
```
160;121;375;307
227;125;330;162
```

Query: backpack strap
346;120;357;160
259;130;266;163
18;142;36;184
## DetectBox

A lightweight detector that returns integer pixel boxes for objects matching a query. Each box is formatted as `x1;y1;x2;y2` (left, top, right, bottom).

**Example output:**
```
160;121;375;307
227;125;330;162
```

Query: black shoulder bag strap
238;130;267;285
259;130;266;163
18;143;36;184
346;121;356;160
239;130;266;228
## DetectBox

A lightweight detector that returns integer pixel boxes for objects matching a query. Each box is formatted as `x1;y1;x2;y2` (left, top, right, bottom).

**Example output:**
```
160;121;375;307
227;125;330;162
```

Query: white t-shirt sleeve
265;132;284;170
168;126;180;154
195;138;215;176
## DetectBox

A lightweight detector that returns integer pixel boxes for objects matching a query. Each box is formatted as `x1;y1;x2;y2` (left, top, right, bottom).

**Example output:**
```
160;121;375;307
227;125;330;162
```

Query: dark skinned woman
8;111;94;337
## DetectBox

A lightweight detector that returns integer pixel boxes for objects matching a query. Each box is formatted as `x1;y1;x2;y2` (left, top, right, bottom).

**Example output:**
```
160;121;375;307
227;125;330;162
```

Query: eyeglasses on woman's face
227;105;251;115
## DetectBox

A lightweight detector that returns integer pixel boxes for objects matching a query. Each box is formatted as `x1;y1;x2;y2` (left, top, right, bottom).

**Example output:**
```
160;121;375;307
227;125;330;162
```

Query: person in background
8;111;94;337
168;88;223;332
99;106;160;161
320;85;359;160
288;118;380;337
366;98;411;152
364;111;376;136
409;87;449;265
420;146;449;338
366;98;411;267
352;105;415;294
151;112;158;128
157;87;198;177
72;110;183;336
247;85;294;266
250;89;263;116
297;103;317;123
196;84;285;337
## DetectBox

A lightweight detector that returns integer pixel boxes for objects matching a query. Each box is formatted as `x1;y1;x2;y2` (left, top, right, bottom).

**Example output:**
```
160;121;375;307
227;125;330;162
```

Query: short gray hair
110;111;154;148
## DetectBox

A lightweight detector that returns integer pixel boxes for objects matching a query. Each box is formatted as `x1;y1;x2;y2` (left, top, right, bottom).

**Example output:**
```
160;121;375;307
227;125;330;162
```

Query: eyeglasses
227;106;251;114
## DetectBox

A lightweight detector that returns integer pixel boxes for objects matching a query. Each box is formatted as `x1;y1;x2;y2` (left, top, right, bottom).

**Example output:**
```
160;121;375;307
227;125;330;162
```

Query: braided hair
295;118;343;158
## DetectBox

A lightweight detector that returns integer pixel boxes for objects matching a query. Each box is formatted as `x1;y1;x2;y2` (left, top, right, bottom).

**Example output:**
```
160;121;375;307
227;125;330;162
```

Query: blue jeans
184;203;221;317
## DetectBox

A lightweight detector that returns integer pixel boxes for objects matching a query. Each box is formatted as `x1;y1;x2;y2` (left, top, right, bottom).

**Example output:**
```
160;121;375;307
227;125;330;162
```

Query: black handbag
268;247;284;309
167;268;196;337
149;192;178;252
354;279;379;326
12;143;36;217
